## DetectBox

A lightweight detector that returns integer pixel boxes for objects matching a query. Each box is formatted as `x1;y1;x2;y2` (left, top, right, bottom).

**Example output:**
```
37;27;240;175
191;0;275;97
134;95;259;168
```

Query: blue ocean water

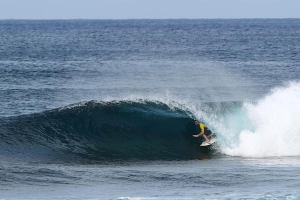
1;19;300;199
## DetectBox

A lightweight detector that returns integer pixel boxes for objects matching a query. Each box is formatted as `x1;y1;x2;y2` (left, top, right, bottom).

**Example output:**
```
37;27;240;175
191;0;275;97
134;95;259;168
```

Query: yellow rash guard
199;123;208;132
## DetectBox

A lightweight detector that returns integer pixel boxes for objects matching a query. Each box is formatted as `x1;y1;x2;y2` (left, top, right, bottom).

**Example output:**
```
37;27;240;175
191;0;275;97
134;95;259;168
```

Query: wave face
0;101;214;161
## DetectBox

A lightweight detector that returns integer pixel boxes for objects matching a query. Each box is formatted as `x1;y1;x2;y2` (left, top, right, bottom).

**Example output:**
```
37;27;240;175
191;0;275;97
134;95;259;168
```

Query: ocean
0;19;300;199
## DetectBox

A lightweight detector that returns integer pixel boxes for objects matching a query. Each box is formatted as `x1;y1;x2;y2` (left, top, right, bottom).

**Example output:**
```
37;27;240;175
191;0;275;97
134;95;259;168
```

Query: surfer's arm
192;130;204;137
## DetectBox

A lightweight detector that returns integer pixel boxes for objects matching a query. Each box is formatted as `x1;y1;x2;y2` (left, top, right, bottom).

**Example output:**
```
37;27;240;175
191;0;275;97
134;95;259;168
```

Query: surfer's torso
199;123;208;131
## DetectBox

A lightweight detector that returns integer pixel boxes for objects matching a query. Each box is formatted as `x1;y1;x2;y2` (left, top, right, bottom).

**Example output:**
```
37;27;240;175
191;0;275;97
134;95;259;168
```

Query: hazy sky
0;0;299;19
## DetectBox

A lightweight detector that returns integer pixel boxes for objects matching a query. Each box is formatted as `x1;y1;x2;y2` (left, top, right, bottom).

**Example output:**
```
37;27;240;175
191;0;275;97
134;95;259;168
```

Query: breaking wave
2;82;299;162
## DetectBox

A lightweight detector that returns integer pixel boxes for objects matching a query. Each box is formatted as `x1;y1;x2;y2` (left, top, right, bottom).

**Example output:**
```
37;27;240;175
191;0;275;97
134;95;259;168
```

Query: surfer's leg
203;130;211;143
203;135;210;143
200;132;210;143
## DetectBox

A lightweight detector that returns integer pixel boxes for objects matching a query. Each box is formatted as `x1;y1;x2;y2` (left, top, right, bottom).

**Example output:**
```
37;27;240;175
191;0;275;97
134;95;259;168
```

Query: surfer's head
194;120;200;125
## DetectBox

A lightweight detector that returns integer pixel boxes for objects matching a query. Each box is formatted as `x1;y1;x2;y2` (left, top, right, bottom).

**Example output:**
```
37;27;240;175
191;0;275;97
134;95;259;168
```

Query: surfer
192;120;211;144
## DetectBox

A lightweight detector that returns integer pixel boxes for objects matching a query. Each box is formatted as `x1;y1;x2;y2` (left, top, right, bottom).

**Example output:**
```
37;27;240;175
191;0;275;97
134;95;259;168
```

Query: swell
0;100;215;161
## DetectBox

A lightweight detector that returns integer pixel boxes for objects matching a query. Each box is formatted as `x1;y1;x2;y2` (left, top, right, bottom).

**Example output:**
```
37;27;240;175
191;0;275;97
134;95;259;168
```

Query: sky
0;0;299;19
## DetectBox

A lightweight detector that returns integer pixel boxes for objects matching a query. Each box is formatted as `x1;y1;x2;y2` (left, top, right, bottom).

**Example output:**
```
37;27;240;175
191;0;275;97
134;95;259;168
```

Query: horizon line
1;17;300;21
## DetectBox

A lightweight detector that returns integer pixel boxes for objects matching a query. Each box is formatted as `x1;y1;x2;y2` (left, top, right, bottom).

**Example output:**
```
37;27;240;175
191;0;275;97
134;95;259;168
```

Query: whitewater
1;19;300;199
222;82;300;157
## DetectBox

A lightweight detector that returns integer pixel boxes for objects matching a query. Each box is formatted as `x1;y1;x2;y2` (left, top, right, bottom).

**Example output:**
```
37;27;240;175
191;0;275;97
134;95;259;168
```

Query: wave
3;82;299;161
0;100;218;161
220;82;300;157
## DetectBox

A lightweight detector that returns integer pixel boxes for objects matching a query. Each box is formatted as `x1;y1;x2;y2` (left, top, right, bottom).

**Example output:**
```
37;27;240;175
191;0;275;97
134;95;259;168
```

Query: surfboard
200;137;217;147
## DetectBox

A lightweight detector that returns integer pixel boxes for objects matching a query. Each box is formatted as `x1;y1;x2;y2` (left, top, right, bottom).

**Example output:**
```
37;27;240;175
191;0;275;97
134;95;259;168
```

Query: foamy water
222;82;300;157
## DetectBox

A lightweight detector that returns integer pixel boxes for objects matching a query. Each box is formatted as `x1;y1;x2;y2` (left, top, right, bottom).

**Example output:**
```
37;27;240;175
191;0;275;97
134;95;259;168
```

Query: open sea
1;19;300;200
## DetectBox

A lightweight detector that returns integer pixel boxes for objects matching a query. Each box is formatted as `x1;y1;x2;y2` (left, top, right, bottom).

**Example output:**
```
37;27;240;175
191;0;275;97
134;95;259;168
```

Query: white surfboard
200;137;217;146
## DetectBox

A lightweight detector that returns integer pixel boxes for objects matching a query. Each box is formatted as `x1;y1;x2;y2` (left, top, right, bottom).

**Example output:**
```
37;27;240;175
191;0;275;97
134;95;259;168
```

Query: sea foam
222;82;300;157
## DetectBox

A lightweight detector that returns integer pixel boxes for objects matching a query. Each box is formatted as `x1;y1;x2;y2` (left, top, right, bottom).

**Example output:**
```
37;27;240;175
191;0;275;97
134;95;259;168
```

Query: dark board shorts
204;129;212;136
